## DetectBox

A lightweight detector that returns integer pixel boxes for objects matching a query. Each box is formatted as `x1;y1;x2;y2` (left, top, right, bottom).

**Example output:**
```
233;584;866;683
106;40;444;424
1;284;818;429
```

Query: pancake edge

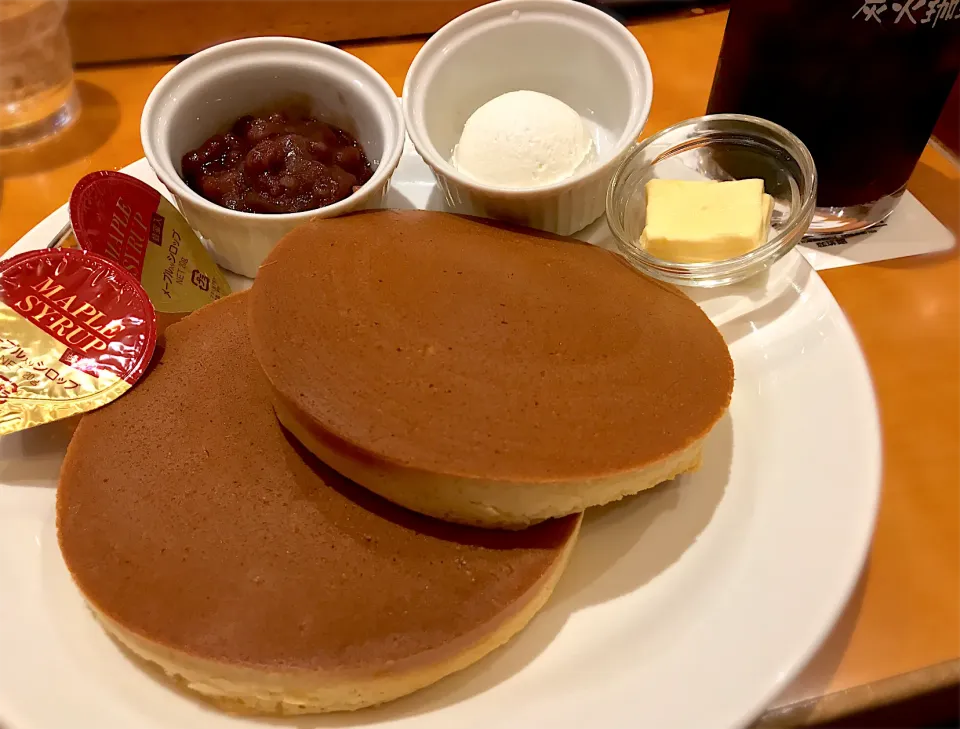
81;514;578;715
273;392;713;529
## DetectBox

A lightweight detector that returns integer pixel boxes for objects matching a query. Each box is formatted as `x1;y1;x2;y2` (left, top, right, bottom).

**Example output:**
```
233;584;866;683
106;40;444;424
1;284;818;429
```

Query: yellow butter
641;179;773;263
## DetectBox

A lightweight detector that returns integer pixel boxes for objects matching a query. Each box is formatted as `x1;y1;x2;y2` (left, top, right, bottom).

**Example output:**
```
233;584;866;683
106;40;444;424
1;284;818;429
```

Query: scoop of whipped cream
452;90;594;189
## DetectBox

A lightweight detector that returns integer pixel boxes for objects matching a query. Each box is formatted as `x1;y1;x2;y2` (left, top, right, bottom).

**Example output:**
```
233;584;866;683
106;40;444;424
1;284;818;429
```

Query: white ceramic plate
0;142;880;729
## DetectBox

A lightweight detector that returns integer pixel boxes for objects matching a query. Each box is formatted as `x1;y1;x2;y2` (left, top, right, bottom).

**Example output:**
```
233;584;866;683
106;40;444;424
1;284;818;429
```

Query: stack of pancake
57;211;733;715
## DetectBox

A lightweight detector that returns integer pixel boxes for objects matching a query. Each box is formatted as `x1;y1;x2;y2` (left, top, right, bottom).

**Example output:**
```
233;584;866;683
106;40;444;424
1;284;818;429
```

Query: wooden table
0;8;957;726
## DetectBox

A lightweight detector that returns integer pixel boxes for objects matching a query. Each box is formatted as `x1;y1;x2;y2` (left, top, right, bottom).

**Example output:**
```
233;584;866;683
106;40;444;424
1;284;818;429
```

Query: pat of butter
641;179;773;263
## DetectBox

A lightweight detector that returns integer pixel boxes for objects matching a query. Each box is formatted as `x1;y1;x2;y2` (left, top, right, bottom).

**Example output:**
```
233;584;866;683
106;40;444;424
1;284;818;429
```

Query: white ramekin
402;0;653;237
141;37;405;278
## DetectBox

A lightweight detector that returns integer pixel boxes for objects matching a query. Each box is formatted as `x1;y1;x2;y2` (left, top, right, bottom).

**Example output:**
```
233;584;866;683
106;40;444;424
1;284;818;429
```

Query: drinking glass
0;0;79;147
707;0;960;237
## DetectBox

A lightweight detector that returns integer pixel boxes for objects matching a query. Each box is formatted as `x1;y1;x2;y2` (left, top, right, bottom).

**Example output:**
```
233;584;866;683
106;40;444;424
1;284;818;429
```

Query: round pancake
249;211;734;528
56;293;580;714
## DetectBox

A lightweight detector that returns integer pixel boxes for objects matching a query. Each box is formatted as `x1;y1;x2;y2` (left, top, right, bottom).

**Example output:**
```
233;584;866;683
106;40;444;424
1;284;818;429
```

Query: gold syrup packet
0;249;157;436
69;171;230;323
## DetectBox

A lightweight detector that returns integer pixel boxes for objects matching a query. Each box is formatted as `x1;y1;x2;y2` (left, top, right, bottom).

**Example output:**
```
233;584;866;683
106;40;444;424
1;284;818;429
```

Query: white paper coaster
798;191;955;271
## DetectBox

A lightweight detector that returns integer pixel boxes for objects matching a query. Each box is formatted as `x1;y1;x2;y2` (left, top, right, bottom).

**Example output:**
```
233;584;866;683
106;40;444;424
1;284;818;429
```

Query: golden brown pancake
56;293;580;714
249;211;733;528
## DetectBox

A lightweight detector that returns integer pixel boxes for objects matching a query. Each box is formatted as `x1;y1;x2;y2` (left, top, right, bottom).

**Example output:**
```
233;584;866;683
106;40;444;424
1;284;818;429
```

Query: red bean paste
180;109;373;214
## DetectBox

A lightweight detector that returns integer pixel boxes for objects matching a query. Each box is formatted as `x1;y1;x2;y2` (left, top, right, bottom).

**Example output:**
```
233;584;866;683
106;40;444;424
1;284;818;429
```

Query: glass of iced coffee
707;0;960;236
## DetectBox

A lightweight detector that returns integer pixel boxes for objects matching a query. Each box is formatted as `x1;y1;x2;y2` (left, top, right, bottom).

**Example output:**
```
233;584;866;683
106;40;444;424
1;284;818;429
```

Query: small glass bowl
606;114;817;288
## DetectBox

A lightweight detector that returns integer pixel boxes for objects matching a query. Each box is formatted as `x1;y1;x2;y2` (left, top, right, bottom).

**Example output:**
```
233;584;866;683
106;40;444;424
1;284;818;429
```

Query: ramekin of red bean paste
180;107;374;214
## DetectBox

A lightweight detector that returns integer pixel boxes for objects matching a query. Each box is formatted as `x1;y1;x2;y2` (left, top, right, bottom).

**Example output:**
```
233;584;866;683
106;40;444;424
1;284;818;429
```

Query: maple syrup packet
69;171;230;318
0;249;156;435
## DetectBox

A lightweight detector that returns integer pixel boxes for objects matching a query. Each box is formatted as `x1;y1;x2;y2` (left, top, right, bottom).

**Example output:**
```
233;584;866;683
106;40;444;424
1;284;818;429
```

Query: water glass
0;0;79;147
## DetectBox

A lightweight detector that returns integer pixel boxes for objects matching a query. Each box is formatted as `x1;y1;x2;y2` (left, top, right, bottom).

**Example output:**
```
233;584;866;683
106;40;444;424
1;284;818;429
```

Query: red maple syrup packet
0;249;157;435
69;171;230;317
